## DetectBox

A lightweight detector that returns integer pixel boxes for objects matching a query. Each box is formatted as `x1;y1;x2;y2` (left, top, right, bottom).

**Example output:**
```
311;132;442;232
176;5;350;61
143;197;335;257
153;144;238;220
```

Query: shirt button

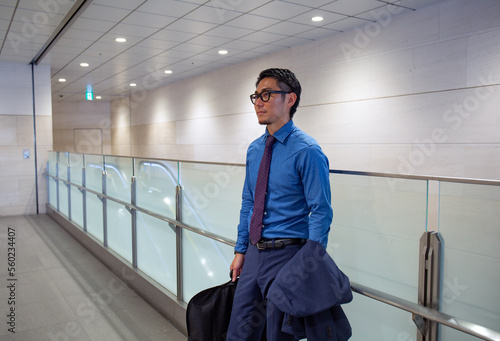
264;212;267;215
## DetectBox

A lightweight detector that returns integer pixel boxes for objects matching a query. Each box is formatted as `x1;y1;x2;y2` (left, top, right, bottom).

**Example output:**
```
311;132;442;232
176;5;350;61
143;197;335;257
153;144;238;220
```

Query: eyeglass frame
250;90;291;104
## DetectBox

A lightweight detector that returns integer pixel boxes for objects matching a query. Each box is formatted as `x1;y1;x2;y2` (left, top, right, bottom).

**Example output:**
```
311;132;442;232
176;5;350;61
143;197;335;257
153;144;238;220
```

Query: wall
111;0;500;181
0;62;52;216
52;100;112;155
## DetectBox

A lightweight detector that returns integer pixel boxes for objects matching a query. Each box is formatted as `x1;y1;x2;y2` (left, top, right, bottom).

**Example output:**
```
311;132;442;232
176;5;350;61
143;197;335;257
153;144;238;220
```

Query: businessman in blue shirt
227;68;333;340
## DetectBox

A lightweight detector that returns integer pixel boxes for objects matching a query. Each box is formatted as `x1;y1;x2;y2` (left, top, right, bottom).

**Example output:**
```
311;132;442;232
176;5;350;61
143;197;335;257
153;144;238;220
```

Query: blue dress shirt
235;120;333;254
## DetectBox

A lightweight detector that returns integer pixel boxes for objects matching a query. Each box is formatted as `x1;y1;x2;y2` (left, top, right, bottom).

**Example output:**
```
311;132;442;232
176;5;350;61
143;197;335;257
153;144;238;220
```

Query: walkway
0;214;187;340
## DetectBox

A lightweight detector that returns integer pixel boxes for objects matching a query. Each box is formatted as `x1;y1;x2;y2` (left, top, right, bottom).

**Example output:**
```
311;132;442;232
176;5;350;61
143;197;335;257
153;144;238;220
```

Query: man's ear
287;92;297;108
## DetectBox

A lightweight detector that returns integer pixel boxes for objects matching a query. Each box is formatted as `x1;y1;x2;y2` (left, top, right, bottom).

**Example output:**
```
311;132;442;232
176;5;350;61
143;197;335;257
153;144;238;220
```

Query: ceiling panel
0;0;446;102
249;2;312;20
80;4;132;23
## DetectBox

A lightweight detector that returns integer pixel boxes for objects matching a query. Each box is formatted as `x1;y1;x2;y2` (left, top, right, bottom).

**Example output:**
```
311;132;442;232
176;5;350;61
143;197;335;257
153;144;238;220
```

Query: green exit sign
86;85;93;100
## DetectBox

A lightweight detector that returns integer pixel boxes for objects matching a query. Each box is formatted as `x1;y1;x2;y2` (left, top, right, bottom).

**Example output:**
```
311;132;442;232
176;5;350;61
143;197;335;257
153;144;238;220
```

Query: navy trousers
226;243;302;341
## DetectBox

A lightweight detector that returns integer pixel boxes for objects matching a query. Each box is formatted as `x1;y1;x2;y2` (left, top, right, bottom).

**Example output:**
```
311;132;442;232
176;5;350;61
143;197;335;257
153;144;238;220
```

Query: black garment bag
186;277;238;341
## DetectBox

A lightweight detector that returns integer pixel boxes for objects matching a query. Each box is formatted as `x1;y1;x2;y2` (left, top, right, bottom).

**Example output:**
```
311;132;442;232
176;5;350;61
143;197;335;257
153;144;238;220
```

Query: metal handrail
53;151;500;186
352;283;500;341
330;169;500;186
45;173;236;247
45;169;500;341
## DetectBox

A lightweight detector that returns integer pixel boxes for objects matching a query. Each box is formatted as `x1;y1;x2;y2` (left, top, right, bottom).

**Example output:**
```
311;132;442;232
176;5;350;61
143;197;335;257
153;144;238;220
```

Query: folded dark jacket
267;240;353;340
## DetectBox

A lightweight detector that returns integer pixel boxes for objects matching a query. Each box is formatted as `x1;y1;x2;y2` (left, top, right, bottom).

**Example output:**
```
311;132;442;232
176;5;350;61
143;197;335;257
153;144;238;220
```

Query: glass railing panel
179;162;245;241
49;177;57;208
137;212;177;295
134;159;178;219
438;182;500;338
182;229;234;302
86;193;103;242
58;152;69;181
85;154;103;193
344;293;417;340
58;181;69;218
69;153;83;186
328;173;428;303
106;200;132;263
48;151;58;176
70;185;83;229
105;156;133;203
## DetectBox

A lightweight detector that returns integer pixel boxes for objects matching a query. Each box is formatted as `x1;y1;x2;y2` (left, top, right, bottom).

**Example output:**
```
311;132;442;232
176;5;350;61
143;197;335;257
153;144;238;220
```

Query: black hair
256;68;302;118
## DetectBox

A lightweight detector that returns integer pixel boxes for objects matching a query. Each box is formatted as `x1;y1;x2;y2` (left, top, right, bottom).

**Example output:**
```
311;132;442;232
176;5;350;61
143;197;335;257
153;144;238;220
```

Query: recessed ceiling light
80;62;89;67
218;49;228;55
95;96;102;99
130;83;137;87
115;37;126;43
311;16;324;22
58;78;66;82
164;70;173;74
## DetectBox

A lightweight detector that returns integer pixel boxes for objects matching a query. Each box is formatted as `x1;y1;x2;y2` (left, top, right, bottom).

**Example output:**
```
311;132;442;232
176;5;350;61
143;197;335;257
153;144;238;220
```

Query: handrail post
416;231;442;341
82;165;87;232
67;157;71;221
176;184;183;302
102;169;108;247
56;152;60;212
131;176;137;268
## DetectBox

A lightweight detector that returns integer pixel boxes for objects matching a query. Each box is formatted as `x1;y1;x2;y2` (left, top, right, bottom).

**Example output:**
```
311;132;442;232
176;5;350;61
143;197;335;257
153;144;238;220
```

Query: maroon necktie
249;135;276;245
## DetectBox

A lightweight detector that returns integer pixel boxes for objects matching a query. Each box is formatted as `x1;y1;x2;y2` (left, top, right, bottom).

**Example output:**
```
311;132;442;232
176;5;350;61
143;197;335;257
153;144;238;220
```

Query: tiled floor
0;214;187;341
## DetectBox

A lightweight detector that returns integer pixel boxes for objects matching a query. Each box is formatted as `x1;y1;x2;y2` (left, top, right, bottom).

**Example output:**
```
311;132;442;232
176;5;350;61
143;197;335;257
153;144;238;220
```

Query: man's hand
230;253;245;282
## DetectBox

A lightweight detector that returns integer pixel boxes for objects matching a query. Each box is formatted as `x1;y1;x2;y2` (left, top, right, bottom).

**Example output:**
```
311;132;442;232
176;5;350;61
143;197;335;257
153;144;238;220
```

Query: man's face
253;77;295;133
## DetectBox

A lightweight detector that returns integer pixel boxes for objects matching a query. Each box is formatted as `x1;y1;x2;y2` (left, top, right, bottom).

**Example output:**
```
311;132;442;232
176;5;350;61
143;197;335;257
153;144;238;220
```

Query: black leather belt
255;238;306;250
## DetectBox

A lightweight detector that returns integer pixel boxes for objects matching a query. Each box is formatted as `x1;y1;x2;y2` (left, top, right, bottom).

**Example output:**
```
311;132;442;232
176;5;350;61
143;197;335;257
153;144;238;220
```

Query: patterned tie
249;135;276;245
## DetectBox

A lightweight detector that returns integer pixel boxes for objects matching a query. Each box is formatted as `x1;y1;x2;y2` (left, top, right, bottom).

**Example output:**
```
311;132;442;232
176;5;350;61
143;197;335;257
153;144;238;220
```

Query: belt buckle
256;240;267;250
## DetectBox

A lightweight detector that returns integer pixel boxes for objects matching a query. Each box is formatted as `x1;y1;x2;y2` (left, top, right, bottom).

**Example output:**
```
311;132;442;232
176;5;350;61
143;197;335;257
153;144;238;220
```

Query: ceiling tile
71;18;117;33
324;16;371;31
149;29;197;43
289;9;346;26
166;18;217;35
187;35;231;48
249;2;311;20
323;0;383;16
183;4;242;24
81;4;132;23
204;25;253;40
282;0;337;7
0;6;15;20
92;0;146;11
225;13;280;31
108;23;158;38
137;0;199;17
240;31;286;45
121;11;177;29
263;21;316;36
205;0;273;13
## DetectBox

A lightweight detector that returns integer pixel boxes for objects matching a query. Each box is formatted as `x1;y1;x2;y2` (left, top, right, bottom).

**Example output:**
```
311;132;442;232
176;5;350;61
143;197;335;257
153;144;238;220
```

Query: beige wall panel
0;116;17;145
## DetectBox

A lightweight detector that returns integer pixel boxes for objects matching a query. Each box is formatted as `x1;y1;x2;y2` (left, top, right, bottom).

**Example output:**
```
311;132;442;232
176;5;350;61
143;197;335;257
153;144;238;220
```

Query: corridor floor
0;214;187;340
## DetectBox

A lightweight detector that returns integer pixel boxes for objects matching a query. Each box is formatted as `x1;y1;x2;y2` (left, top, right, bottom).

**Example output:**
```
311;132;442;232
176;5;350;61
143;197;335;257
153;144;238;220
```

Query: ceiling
0;0;443;103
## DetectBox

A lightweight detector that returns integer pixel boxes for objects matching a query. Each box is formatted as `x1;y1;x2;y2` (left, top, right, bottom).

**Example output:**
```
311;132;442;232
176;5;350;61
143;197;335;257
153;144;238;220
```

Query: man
227;68;333;340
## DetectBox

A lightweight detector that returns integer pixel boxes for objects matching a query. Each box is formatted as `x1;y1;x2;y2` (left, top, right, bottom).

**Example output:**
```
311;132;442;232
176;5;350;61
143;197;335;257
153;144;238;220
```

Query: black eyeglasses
250;90;291;104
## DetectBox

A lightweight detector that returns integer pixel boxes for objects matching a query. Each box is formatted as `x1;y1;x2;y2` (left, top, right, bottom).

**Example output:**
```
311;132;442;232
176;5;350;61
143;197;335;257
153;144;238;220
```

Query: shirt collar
265;120;295;144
